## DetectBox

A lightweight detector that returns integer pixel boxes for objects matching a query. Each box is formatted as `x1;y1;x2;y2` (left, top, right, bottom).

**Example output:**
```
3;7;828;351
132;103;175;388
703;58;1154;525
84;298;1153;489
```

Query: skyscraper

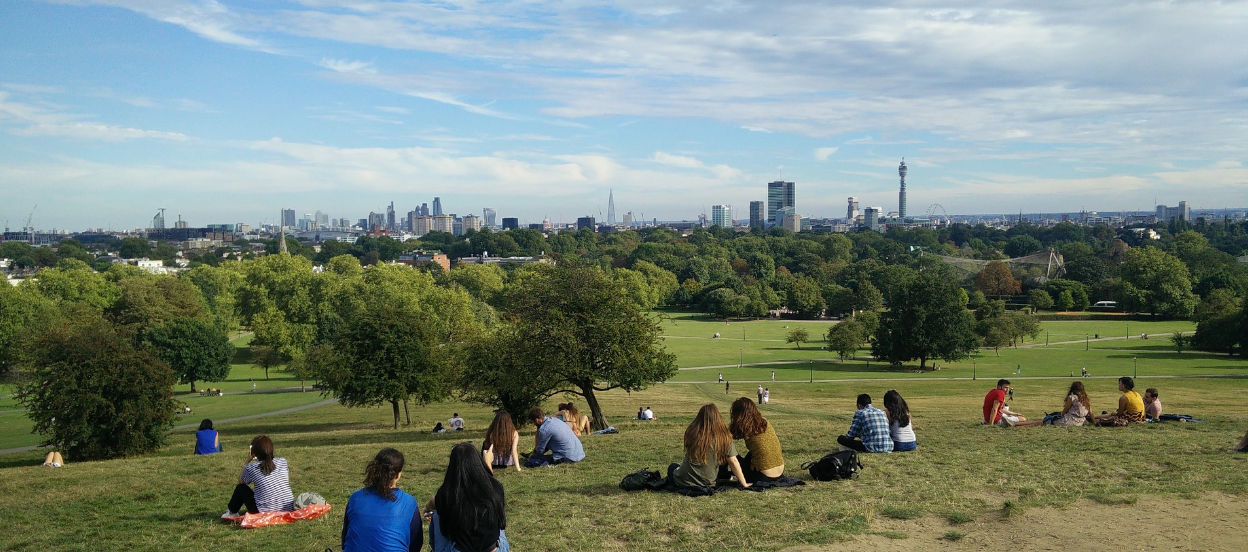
846;197;859;222
482;208;496;228
711;205;732;227
607;189;616;226
501;217;519;230
576;216;596;230
767;181;795;227
387;202;396;231
281;209;296;229
432;197;443;216
898;159;908;219
749;201;765;228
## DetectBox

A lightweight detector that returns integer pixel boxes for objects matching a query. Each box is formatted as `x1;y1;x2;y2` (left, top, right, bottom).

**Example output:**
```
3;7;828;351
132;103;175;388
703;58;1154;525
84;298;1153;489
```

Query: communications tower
898;159;908;219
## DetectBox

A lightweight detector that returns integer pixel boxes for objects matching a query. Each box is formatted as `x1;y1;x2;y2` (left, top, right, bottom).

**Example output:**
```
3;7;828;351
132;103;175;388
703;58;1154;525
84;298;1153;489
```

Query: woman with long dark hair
1045;381;1091;426
726;397;785;482
429;442;509;552
195;418;220;455
342;448;421;552
226;435;294;515
482;411;522;473
882;390;917;451
671;403;751;489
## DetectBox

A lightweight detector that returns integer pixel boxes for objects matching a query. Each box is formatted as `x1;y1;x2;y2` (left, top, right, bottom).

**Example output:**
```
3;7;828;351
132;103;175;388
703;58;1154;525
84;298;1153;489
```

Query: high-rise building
414;215;432;236
281;209;296;228
386;202;396;231
781;210;801;233
501;217;519;230
432;197;443;216
420;203;429;217
898;159;908;219
767;181;795;227
711;205;733;227
623;211;634;228
368;212;386;230
864;207;881;230
1155;201;1190;222
607;189;616;225
482;208;496;228
846;197;859;222
432;214;453;233
462;214;482;234
749;201;765;228
576;216;596;230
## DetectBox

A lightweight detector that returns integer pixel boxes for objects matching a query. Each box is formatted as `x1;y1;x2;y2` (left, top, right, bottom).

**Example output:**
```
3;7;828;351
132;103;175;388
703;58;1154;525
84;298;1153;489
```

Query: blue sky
1;0;1245;231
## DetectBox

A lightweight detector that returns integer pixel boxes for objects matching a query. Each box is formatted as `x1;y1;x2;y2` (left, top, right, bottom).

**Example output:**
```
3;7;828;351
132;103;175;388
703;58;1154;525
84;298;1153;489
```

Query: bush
16;310;178;460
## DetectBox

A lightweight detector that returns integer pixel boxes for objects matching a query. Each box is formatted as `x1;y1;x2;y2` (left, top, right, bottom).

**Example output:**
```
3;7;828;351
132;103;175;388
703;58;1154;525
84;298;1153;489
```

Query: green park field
2;316;1247;550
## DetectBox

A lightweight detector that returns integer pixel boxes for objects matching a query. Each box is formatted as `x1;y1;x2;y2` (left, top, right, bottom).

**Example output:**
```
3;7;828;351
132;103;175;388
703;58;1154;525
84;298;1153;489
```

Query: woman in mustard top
1096;376;1145;426
725;397;785;483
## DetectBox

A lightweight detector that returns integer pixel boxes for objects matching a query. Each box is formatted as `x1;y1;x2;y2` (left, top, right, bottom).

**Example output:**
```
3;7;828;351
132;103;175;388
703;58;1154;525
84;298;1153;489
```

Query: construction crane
25;204;37;244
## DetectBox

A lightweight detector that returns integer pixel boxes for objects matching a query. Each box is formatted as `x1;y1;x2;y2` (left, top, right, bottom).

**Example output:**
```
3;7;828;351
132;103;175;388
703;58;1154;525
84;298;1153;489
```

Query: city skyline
1;2;1246;230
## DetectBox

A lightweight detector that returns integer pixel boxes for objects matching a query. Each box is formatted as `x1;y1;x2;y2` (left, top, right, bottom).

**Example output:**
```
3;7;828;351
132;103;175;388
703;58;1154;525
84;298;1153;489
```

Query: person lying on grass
838;393;895;452
226;435;295;516
726;397;785;483
883;390;917;451
41;451;64;468
1043;381;1091;427
428;442;509;552
669;403;751;489
481;411;521;474
342;448;421;552
524;407;585;467
1095;377;1146;426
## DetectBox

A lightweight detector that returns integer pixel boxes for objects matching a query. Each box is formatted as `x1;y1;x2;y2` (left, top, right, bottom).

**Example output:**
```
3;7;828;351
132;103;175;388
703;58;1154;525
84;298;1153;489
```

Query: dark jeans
523;453;575;468
836;434;868;452
716;452;780;483
227;483;259;514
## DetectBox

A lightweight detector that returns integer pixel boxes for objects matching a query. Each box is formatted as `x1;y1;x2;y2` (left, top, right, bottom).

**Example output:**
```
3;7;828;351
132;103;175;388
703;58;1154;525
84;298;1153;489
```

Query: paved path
0;397;339;456
665;373;1248;385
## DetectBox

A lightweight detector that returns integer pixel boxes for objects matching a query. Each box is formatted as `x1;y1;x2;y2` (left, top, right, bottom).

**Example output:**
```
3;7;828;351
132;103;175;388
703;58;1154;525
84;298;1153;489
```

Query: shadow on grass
231;347;253;364
1105;351;1248;364
246;427;486;451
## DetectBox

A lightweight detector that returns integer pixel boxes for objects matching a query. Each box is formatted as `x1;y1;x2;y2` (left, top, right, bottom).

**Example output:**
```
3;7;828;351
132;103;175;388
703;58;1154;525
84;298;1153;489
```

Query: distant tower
847;196;859;222
898;159;908;219
432;197;443;216
279;225;289;255
386;202;396;231
607;189;616;226
749;201;765;228
767;181;795;227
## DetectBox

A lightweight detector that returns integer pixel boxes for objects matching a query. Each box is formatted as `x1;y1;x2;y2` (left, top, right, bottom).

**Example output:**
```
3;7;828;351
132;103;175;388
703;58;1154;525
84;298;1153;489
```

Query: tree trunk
190;380;197;393
919;356;927;370
265;366;270;380
581;384;607;431
403;399;411;425
390;399;400;430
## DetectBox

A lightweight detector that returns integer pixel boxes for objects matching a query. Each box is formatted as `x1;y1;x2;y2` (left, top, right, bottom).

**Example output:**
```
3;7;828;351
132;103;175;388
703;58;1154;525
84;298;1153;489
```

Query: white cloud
814;147;838;161
319;58;375;74
13;122;189;141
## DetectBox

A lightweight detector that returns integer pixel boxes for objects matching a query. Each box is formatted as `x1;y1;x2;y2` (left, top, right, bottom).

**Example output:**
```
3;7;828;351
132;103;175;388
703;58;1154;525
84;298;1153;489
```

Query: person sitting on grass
670;403;751;489
524;407;585;467
644;406;656;421
560;402;591;436
883;390;917;451
1044;381;1091;427
481;411;521;474
41;451;65;468
195;418;221;455
837;394;894;452
1144;388;1163;421
225;435;294;516
1095;377;1145;426
725;397;785;482
449;413;465;431
428;442;509;552
982;380;1040;427
342;448;421;552
1236;429;1248;453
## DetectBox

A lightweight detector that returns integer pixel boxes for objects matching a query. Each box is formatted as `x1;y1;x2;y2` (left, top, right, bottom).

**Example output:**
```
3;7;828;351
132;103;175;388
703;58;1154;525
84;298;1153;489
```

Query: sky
1;0;1246;231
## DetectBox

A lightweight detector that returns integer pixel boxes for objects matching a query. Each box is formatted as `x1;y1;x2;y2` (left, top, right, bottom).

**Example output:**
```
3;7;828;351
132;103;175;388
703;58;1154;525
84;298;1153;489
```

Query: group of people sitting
983;377;1166;428
835;390;917;453
636;406;656;420
669;398;785;489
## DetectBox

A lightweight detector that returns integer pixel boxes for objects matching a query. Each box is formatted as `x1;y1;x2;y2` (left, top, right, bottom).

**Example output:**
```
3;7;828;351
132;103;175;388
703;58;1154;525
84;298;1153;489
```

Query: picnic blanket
619;465;804;497
221;504;332;529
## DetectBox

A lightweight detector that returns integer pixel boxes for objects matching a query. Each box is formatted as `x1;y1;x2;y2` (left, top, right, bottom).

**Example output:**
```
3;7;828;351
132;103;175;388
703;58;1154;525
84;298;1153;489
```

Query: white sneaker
221;511;234;519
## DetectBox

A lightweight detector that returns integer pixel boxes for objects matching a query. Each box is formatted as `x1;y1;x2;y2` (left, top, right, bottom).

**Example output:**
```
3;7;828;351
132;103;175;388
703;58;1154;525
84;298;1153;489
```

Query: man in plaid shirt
836;393;894;453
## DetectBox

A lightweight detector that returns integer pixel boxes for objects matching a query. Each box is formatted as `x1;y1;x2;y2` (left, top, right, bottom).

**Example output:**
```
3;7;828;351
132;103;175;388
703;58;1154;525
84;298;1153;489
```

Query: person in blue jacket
342;448;421;552
194;419;220;455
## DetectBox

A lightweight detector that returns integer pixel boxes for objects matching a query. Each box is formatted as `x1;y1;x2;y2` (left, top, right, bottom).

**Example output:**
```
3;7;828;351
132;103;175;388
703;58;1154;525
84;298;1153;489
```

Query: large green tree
1119;246;1198;318
497;262;676;430
873;264;979;370
145;317;232;392
16;309;178;460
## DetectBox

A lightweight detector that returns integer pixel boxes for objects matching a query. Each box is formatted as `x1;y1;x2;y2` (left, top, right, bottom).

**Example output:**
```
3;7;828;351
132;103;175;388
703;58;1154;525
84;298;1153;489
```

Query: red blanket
221;503;332;529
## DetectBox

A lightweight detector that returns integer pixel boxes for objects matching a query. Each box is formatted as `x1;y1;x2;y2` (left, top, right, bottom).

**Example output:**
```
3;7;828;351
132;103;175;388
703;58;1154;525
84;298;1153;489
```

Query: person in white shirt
763;389;770;404
643;407;655;421
449;413;465;431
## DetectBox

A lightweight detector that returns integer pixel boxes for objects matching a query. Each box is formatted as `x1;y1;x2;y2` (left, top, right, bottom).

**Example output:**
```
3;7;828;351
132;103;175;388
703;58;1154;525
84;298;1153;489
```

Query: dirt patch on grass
782;493;1248;551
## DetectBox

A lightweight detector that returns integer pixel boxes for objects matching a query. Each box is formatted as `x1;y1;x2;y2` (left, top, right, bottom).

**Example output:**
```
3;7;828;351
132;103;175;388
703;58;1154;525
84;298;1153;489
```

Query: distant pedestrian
725;381;730;394
251;379;256;392
763;388;770;405
757;385;764;403
718;373;724;383
1081;367;1088;378
771;371;775;381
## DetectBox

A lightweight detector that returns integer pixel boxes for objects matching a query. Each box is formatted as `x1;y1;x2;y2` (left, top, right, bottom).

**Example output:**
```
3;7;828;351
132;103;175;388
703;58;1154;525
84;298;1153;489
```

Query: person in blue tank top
342;448;422;552
194;419;220;455
429;443;508;552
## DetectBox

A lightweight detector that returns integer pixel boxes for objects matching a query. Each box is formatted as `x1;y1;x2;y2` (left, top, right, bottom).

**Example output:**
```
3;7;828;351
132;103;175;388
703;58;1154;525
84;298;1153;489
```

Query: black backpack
802;450;863;481
619;468;667;491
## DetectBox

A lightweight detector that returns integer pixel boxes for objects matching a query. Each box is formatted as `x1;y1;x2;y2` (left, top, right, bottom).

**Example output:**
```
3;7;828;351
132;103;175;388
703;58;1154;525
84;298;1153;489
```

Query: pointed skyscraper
607;189;616;226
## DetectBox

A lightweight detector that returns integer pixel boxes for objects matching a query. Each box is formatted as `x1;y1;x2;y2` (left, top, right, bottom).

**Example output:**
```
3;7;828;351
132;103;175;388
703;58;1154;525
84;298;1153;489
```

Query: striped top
241;458;295;512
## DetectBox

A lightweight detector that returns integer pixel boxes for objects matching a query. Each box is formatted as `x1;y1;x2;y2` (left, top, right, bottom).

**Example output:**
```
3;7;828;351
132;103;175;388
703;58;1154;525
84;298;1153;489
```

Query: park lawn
1;377;1246;551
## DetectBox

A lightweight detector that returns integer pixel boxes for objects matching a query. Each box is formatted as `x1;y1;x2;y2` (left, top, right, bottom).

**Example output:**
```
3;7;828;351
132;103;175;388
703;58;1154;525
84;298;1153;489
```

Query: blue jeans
429;511;508;552
523;453;575;468
893;440;917;452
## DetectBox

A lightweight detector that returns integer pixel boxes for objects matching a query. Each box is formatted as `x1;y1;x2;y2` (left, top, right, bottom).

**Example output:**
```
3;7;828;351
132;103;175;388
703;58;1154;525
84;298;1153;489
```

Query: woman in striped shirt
225;435;295;516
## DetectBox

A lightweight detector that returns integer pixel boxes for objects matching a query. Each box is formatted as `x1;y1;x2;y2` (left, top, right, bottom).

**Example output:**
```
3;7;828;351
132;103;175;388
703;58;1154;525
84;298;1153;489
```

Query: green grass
0;315;1245;550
